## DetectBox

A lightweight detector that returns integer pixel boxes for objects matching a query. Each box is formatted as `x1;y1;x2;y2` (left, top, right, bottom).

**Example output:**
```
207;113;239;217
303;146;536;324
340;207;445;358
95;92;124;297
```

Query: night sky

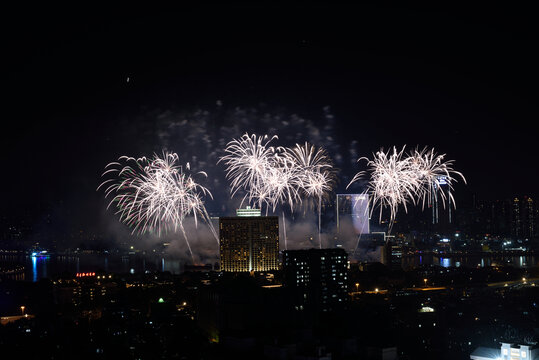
3;4;538;236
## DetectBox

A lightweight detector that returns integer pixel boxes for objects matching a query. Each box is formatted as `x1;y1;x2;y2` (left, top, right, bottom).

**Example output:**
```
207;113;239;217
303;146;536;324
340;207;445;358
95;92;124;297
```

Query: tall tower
219;210;279;272
522;196;535;239
512;196;536;239
512;197;521;238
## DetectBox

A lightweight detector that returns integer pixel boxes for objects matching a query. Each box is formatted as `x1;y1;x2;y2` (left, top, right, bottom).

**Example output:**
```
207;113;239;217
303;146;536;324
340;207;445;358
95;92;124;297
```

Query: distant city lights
76;272;96;277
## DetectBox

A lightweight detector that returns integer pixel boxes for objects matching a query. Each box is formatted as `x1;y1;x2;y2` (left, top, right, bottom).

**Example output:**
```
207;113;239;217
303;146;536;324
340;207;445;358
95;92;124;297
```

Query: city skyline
2;6;538;359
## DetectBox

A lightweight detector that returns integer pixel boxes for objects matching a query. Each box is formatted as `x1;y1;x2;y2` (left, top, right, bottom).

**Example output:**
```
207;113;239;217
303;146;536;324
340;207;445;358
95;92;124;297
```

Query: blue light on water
32;255;37;282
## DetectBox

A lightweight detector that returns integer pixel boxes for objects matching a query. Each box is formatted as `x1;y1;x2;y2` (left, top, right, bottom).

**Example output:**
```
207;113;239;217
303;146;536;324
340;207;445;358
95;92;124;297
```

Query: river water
0;253;537;282
402;253;537;269
0;253;183;282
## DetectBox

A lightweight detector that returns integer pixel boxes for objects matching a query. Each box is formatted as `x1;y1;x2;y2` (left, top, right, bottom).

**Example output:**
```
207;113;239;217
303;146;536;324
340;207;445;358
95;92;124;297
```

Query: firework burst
407;147;467;210
218;133;279;209
259;153;303;213
285;142;336;247
97;152;217;262
350;146;419;232
348;146;465;234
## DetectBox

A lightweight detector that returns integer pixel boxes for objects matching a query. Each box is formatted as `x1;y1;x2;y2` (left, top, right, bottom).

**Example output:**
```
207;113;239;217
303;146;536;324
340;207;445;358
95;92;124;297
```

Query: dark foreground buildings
197;248;350;359
283;248;349;313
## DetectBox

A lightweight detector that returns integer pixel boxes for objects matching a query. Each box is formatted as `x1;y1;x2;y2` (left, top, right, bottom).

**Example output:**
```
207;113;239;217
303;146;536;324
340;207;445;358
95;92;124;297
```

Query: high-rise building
219;212;279;272
385;235;403;269
512;197;521;238
283;248;348;312
522;196;535;239
336;194;370;236
484;199;512;236
512;196;536;239
465;197;536;239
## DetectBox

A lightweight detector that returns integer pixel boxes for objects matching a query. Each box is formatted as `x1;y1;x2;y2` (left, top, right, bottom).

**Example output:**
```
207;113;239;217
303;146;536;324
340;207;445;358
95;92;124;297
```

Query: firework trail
262;153;306;250
97;152;218;263
285;142;335;248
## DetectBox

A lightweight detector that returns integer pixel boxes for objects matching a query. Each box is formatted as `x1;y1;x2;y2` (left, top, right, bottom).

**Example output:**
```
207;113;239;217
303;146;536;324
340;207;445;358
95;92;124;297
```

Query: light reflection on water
32;255;37;282
403;254;537;269
0;254;183;282
1;253;537;282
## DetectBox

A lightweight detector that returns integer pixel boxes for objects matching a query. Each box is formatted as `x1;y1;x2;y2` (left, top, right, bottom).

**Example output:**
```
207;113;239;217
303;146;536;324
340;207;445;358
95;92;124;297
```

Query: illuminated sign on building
437;176;448;185
236;206;261;217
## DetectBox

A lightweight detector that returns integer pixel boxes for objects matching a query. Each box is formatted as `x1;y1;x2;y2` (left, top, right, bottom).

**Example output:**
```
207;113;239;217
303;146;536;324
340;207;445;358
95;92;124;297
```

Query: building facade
512;196;536;239
385;235;404;269
219;215;279;272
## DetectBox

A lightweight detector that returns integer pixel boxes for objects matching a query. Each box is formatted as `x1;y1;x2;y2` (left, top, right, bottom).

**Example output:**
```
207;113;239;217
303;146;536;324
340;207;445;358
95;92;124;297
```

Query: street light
20;306;25;316
423;278;428;287
355;283;359;293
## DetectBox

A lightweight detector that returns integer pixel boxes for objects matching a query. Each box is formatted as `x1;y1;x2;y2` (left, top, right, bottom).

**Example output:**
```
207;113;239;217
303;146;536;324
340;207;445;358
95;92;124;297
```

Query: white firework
285;142;335;248
407;146;467;210
98;152;217;263
348;145;465;234
219;133;279;209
